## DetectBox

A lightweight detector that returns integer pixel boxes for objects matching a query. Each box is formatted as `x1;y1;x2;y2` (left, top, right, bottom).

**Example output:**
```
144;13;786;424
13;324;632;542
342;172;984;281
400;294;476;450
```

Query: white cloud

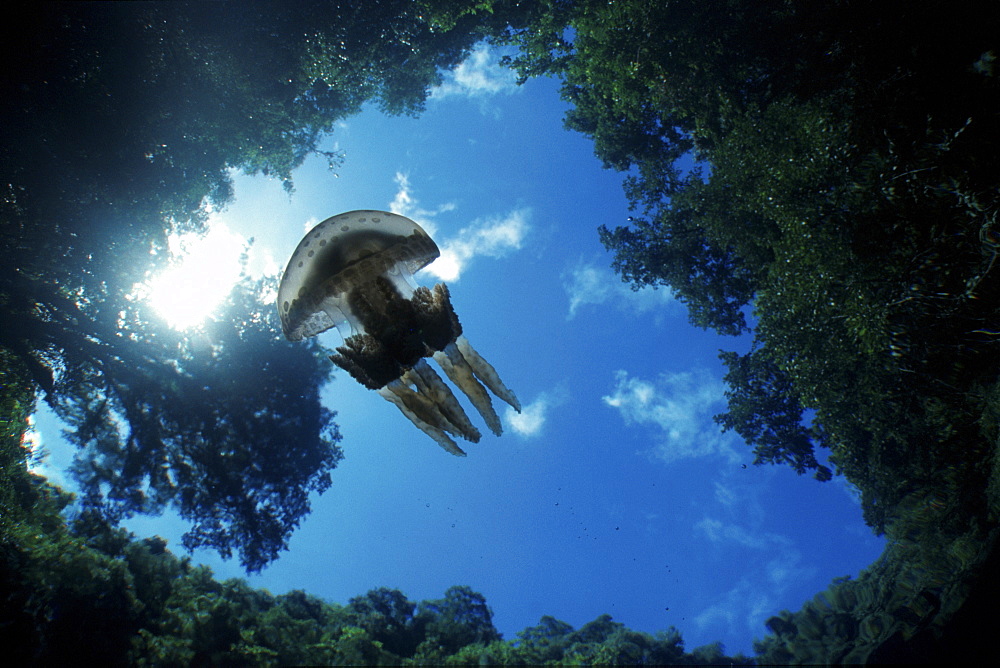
693;577;769;639
696;517;792;551
431;43;519;100
303;216;322;234
388;173;529;282
602;369;740;464
693;544;815;647
713;480;739;507
694;576;783;647
766;551;816;589
505;387;568;438
389;172;455;238
425;209;530;282
563;261;676;319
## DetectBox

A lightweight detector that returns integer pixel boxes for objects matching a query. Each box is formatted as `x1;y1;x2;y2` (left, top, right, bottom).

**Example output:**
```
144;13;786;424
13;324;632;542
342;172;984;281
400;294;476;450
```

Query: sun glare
146;225;246;330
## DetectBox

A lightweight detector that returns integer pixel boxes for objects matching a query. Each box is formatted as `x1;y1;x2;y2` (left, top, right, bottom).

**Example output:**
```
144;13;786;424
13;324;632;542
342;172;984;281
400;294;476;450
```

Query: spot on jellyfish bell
277;210;521;456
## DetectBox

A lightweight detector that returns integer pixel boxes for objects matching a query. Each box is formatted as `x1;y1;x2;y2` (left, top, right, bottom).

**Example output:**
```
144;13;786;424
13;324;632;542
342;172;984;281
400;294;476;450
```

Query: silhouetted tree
0;0;501;569
494;0;1000;531
415;585;501;658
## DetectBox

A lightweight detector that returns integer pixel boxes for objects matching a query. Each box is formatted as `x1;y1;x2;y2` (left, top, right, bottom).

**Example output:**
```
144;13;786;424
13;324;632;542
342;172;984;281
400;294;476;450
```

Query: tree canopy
5;0;1000;662
484;1;1000;660
496;0;1000;531
0;0;509;569
0;421;750;665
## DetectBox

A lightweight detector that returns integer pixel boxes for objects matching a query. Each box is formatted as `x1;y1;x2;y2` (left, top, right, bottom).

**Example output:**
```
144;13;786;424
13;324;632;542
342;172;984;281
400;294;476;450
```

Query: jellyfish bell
277;210;520;456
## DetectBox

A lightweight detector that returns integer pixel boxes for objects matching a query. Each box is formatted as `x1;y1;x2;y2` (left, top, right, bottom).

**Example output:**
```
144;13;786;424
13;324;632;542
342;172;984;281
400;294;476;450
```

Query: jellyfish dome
277;210;521;455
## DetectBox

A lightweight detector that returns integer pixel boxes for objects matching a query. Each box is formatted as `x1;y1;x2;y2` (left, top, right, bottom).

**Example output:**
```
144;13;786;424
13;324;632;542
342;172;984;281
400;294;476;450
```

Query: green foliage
0;353;38;536
1;437;749;665
492;3;1000;660
346;587;421;658
754;536;977;665
415;585;502;658
1;0;503;570
7;0;1000;662
1;465;752;666
499;0;1000;533
716;347;832;481
514;614;575;664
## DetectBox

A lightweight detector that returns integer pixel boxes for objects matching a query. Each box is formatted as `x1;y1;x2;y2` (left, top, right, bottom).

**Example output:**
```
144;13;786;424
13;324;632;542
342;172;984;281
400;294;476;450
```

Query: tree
493;0;1000;531
514;615;574;664
1;1;501;569
415;585;501;657
58;277;343;571
716;347;832;481
345;587;420;658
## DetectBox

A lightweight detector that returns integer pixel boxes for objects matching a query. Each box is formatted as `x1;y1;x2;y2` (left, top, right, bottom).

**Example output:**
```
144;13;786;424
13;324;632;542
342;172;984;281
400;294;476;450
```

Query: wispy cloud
389;172;455;238
696;517;792;551
427;209;530;282
602;369;740;464
713;480;740;508
692;536;815;648
693;574;787;647
431;43;519;100
505;387;569;438
563;260;676;320
389;173;529;282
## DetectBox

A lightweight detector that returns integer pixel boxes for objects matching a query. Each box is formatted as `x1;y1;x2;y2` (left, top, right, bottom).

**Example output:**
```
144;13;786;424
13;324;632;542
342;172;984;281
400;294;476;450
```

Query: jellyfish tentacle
411;360;481;442
392;372;466;438
456;336;521;412
330;333;401;390
414;283;463;352
434;344;503;436
378;382;467;456
398;367;470;441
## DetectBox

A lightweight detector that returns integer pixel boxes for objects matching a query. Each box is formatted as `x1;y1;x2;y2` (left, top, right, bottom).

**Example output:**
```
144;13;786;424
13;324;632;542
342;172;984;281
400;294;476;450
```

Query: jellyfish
277;210;521;456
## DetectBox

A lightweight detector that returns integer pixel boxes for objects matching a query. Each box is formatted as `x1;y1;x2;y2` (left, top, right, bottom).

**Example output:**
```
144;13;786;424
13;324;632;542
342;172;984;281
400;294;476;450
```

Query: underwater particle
277;210;521;455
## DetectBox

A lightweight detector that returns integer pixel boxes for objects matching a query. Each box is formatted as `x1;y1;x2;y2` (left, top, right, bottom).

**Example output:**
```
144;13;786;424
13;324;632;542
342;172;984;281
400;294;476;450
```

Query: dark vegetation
3;379;744;664
3;0;999;663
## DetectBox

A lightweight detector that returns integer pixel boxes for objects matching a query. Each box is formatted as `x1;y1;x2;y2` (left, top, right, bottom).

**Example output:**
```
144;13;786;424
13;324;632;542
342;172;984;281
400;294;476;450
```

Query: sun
145;224;246;330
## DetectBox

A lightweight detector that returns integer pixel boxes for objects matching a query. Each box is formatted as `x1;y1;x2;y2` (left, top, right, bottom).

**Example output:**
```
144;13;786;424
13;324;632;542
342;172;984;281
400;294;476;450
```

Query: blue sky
30;43;885;656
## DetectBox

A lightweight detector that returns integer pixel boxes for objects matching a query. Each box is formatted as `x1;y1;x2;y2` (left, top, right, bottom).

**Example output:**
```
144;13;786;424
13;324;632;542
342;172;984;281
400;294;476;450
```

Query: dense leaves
0;1;501;569
497;0;1000;529
716;348;831;482
0;428;751;665
6;0;1000;662
60;278;343;571
486;0;1000;661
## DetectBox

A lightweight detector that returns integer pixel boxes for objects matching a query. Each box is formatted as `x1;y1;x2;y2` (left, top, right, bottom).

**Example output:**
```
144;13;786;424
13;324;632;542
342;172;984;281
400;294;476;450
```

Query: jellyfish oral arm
378;382;468;457
433;344;503;436
455;336;521;412
408;360;482;442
